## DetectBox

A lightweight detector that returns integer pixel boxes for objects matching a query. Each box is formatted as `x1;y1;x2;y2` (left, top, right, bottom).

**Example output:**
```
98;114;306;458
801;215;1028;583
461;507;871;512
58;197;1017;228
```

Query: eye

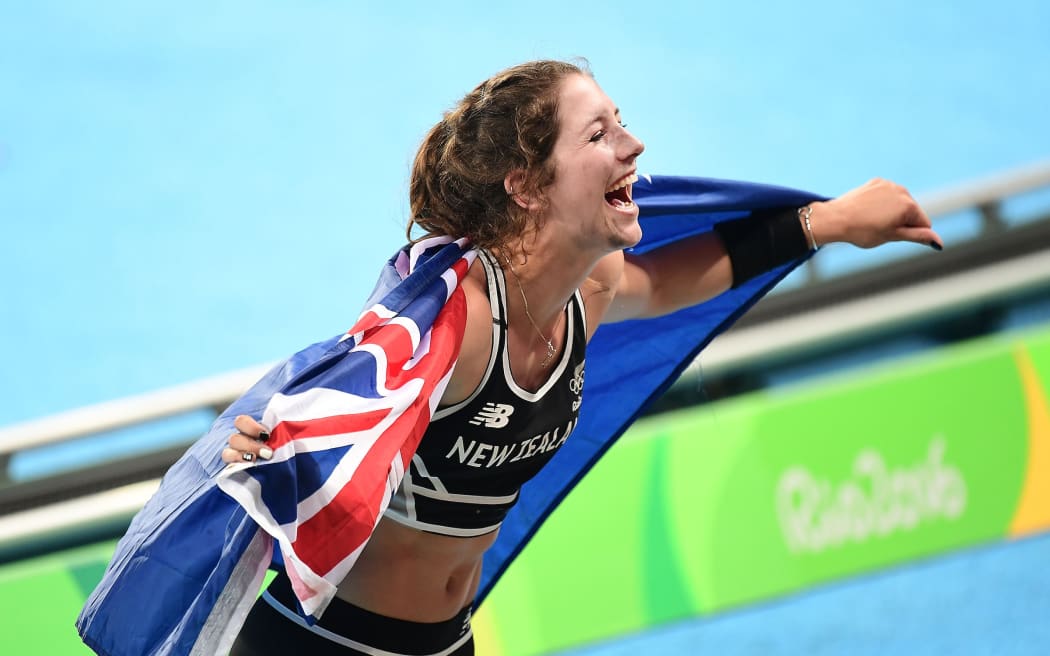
589;130;606;143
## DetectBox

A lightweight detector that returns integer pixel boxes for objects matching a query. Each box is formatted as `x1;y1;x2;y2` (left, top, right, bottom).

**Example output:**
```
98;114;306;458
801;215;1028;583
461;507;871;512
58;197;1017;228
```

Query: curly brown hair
407;60;589;250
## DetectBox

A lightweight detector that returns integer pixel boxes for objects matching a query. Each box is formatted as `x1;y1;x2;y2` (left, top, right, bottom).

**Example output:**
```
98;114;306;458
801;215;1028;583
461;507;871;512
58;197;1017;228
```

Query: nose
621;127;644;161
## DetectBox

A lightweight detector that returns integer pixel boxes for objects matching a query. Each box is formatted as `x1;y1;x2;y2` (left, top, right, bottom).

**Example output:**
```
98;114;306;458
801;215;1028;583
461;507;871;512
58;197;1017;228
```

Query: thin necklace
502;255;556;368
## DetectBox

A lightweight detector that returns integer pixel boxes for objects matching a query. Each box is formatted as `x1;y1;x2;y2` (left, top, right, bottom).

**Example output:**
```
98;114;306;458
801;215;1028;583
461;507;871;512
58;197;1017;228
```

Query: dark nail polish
929;241;943;251
258;431;270;443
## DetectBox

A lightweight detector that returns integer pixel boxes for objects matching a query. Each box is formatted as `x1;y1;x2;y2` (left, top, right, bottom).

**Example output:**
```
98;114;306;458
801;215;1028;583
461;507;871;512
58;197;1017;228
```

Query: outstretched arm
596;178;943;324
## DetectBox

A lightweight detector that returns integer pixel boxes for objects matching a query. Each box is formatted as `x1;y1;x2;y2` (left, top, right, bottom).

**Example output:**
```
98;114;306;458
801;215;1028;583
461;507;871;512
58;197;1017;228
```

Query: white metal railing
697;247;1050;375
0;480;161;549
2;160;1050;463
918;159;1050;218
0;364;272;459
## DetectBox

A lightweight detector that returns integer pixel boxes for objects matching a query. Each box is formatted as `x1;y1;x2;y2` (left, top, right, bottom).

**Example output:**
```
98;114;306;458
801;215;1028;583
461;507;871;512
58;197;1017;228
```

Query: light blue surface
3;0;1049;424
2;2;1049;653
563;533;1050;655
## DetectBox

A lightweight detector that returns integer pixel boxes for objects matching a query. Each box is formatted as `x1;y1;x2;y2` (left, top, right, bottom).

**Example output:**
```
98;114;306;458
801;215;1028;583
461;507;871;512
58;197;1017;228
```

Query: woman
222;60;941;654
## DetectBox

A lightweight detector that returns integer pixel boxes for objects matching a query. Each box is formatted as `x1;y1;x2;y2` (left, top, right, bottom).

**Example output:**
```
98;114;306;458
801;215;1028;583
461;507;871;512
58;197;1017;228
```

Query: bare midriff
334;516;499;622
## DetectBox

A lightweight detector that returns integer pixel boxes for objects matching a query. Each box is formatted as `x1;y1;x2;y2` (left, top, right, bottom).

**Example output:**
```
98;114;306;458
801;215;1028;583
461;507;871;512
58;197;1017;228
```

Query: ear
504;170;542;211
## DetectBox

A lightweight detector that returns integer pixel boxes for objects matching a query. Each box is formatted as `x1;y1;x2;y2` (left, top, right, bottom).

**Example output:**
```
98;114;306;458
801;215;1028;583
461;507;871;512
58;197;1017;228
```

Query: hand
221;415;273;464
810;178;943;251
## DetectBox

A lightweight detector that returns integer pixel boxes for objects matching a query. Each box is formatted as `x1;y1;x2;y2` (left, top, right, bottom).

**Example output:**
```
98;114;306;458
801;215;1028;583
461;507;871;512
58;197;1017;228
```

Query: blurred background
2;1;1049;653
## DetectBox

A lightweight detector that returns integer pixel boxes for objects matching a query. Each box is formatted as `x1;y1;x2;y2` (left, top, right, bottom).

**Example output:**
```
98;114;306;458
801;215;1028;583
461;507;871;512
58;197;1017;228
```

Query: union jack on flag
217;236;476;620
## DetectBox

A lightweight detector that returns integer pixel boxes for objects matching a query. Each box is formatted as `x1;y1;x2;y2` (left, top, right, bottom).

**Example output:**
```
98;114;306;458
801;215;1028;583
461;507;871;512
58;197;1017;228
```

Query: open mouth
604;173;638;209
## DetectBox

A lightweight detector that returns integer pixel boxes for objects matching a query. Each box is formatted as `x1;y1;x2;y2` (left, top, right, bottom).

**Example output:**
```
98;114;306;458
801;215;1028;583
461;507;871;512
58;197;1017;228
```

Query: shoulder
442;259;495;405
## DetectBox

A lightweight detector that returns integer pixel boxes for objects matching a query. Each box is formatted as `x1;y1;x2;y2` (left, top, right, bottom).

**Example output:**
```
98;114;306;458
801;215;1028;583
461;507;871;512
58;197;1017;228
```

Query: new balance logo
468;402;515;428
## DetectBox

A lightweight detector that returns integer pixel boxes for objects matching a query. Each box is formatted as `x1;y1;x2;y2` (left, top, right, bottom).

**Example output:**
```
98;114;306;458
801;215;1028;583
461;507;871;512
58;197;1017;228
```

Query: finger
227;432;274;460
222;447;249;464
234;415;271;442
222;445;273;463
228;432;254;450
897;226;943;250
902;203;932;228
226;448;262;464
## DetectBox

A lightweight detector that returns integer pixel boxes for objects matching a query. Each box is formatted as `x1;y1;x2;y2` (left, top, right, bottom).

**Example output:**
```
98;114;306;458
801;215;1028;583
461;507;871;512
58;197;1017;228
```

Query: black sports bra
383;250;587;537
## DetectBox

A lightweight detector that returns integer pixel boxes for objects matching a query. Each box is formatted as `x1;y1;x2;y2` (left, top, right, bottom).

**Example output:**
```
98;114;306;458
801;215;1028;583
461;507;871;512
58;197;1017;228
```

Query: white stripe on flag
190;527;272;656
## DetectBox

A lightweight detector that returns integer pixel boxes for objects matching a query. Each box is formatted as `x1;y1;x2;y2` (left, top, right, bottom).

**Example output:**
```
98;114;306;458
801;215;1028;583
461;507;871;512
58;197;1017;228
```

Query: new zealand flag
77;176;821;655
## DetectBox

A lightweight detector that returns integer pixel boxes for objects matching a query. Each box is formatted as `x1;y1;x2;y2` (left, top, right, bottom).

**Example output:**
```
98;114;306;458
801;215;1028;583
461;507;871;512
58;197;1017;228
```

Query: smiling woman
79;59;943;656
225;61;940;656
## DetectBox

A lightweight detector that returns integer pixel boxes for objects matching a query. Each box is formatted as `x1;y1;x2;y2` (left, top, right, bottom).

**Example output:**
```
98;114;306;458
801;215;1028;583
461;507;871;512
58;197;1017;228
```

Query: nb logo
469;403;515;428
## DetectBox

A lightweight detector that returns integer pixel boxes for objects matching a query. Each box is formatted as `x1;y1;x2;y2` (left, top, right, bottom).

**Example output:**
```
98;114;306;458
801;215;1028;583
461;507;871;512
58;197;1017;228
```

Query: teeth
605;173;639;194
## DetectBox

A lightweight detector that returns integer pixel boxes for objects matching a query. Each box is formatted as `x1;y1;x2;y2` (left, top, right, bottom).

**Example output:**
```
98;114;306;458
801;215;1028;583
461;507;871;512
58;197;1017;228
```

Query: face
541;74;645;251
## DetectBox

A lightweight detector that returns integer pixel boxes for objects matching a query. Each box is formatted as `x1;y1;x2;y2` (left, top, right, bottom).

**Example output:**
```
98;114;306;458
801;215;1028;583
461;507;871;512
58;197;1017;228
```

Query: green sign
474;327;1050;655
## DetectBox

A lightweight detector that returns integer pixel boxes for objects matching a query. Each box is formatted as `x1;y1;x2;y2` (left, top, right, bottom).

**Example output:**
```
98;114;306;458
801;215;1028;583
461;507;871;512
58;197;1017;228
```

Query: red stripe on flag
450;257;470;285
292;290;468;576
285;560;320;605
292;395;433;574
362;322;418;374
345;308;385;337
269;409;390;449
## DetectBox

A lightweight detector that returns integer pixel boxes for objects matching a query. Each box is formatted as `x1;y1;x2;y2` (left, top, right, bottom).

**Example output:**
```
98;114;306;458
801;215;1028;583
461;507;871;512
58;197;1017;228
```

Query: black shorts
230;573;474;656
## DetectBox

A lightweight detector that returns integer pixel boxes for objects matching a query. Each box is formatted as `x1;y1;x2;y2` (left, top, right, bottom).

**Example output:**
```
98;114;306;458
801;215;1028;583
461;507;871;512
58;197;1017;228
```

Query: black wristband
713;207;812;288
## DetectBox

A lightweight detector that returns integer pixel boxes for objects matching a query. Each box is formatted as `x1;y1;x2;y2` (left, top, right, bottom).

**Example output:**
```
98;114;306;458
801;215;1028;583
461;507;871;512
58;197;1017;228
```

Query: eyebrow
587;107;621;127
